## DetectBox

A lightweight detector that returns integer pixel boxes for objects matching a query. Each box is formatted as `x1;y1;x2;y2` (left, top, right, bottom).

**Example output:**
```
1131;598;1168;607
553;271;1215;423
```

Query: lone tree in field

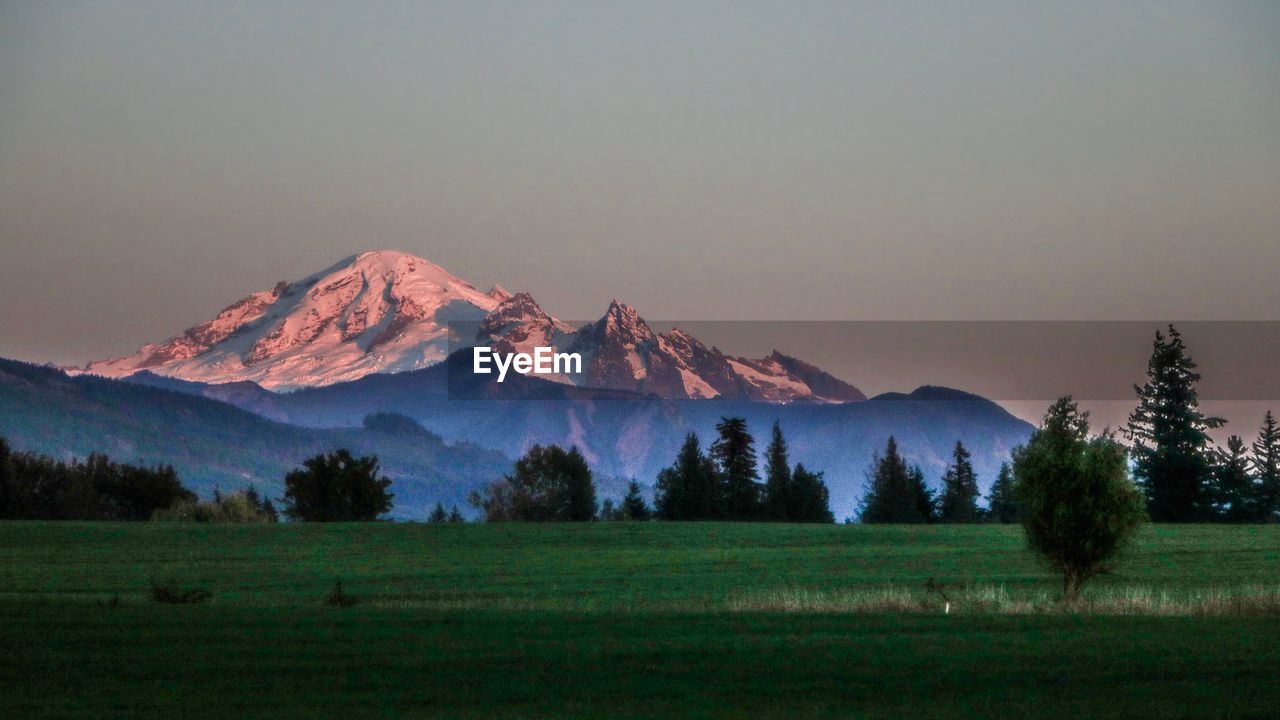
711;417;761;520
282;449;394;522
1126;325;1223;521
1213;436;1258;522
858;437;936;524
654;434;720;520
469;444;596;522
938;441;981;523
1014;397;1145;601
986;462;1021;523
1253;411;1280;522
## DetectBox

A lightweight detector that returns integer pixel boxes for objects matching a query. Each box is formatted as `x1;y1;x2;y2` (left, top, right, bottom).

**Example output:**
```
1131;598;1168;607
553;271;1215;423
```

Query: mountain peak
487;284;513;302
84;250;499;390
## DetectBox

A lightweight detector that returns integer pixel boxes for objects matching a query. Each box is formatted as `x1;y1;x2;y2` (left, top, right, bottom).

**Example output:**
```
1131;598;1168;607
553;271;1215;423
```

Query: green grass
3;522;1280;718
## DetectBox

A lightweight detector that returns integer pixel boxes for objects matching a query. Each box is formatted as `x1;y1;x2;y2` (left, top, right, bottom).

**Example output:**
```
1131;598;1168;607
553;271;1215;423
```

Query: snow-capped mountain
84;250;865;402
84;250;503;390
476;293;864;402
560;299;864;402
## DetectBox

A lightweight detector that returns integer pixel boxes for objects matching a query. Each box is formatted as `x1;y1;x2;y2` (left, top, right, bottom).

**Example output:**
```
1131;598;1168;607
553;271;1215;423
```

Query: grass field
3;522;1279;718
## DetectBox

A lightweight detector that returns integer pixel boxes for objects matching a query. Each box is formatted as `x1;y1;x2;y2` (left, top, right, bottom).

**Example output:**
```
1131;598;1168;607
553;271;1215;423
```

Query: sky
2;1;1278;365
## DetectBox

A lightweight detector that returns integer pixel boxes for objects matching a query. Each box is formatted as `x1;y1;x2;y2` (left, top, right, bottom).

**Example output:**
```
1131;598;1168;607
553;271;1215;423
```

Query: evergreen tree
1252;411;1280;522
620;480;651;521
711;417;761;520
1014;397;1145;601
1126;325;1224;521
858;437;934;524
447;505;464;523
243;485;278;523
938;441;981;523
562;447;597;521
1213;436;1257;522
763;421;792;521
0;436;17;518
909;466;937;522
599;498;617;521
427;502;449;523
986;462;1021;523
790;463;835;523
654;434;719;520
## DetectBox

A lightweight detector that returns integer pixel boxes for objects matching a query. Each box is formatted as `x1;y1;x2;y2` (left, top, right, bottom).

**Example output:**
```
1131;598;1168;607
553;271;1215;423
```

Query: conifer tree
620;480;652;521
1213;436;1256;522
1126;325;1224;521
447;505;464;523
909;466;936;522
859;437;934;524
1253;411;1280;522
711;417;761;520
655;434;719;520
986;462;1021;523
790;463;835;523
427;502;449;523
938;441;981;523
0;436;14;519
763;421;792;521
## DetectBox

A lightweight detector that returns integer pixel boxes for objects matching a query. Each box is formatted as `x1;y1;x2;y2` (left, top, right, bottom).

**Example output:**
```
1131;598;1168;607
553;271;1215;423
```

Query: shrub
324;581;358;607
151;489;276;523
151;584;212;604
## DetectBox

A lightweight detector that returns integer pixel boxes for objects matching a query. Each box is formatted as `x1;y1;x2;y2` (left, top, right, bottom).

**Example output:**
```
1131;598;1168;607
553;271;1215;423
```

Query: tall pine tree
711;417;761;520
654;434;719;520
790;464;835;523
1213;436;1256;522
620;480;652;521
938;441;981;523
1126;325;1224;521
1253;411;1280;522
986;462;1021;523
858;437;935;524
763;421;792;521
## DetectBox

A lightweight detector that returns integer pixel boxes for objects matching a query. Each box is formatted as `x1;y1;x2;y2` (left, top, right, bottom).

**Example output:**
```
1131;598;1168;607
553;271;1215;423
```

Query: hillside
0;359;509;518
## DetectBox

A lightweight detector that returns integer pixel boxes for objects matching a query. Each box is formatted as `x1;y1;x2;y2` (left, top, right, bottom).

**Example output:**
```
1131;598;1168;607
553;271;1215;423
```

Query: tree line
0;440;400;523
470;419;835;523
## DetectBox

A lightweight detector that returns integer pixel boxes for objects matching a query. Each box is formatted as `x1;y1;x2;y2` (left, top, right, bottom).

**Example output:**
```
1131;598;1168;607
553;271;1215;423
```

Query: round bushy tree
282;449;394;522
1014;397;1145;601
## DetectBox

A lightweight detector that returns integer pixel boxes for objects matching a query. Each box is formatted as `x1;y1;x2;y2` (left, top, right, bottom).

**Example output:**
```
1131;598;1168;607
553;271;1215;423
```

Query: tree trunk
1063;569;1081;604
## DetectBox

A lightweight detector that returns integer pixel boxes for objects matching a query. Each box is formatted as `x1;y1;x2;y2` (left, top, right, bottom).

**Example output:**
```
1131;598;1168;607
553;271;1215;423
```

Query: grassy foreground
2;522;1279;718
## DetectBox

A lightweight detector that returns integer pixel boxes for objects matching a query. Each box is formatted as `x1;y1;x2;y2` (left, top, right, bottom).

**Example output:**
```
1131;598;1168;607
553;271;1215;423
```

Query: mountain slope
0;358;509;518
239;351;1033;520
83;250;501;390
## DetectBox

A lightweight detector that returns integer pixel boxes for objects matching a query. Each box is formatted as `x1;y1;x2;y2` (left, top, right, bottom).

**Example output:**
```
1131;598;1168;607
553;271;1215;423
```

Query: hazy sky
2;1;1278;364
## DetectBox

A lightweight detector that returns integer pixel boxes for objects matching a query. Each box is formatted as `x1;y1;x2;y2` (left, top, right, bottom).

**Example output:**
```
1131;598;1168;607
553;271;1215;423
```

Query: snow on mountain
83;250;864;402
83;250;500;390
548;299;865;403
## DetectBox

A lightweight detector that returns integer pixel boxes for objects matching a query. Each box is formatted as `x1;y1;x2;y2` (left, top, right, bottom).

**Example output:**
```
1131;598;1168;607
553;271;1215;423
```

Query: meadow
3;521;1279;718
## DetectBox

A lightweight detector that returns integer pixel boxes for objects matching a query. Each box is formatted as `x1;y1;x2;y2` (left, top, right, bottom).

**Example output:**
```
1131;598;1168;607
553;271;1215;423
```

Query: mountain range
81;250;864;402
1;250;1037;519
